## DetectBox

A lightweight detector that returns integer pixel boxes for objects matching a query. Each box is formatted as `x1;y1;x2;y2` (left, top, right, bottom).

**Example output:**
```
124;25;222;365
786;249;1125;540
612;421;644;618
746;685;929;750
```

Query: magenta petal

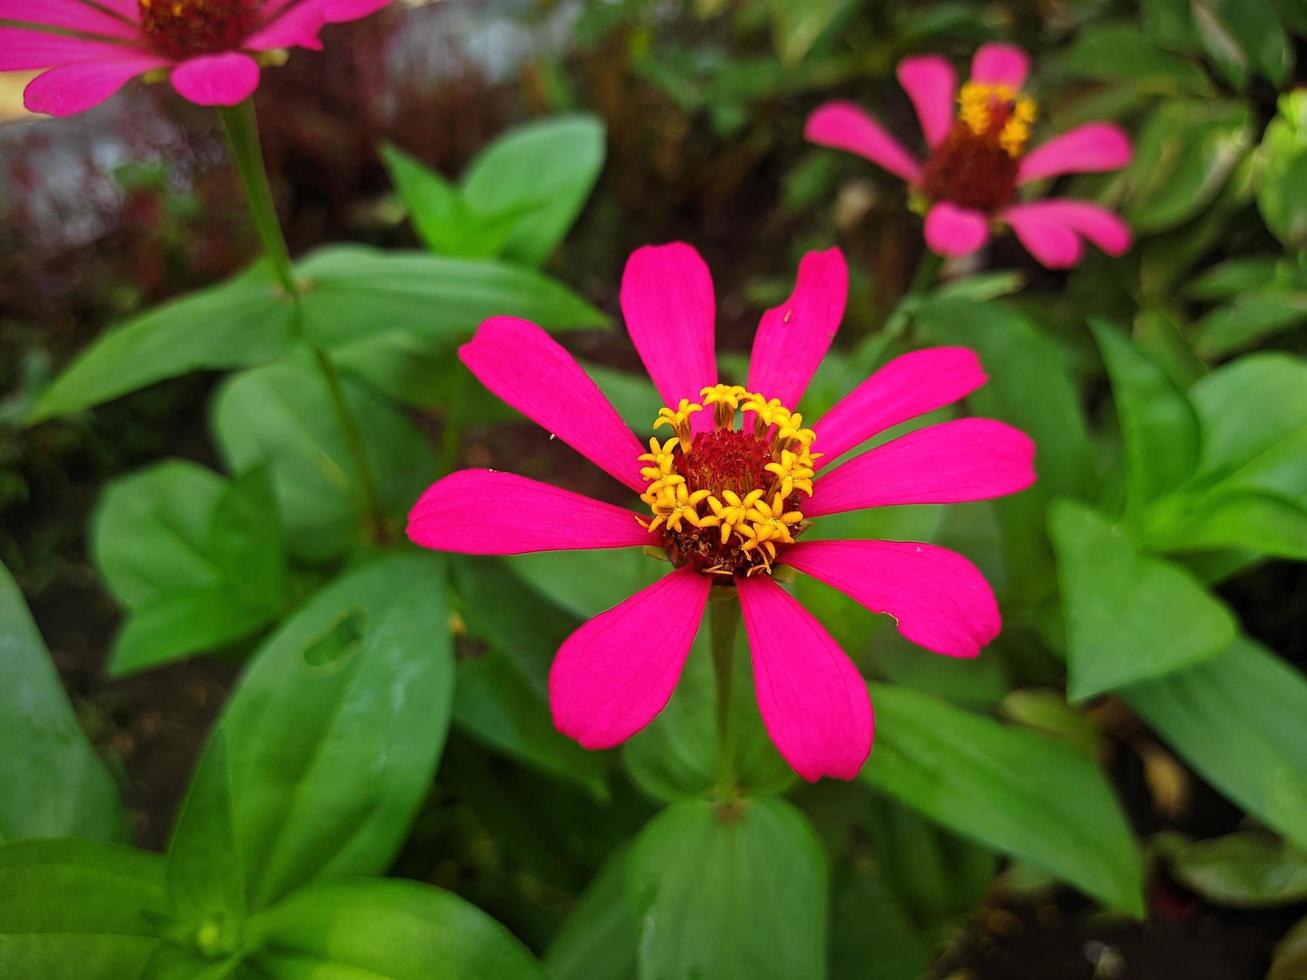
970;42;1030;88
620;243;718;410
782;540;1000;658
897;55;957;149
550;567;710;749
924;202;990;258
805;101;922;184
747;248;847;407
1002;203;1086;269
812;347;988;470
460;317;646;492
1019;123;1132;185
95;0;140;18
737;575;873;782
321;0;393;21
244;3;328;51
24;56;165;116
0;0;140;40
806;417;1036;518
170;53;260;107
407;470;652;556
0;27;142;70
1007;200;1132;259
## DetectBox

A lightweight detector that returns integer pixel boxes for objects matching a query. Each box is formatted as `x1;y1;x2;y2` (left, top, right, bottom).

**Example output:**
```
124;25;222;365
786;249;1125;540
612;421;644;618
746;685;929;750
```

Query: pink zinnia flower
0;0;390;116
408;244;1036;781
807;43;1134;268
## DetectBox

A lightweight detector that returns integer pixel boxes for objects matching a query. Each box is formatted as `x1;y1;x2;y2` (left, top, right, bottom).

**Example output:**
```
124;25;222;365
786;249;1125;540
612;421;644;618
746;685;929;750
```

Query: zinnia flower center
920;82;1037;213
639;385;817;578
138;0;260;59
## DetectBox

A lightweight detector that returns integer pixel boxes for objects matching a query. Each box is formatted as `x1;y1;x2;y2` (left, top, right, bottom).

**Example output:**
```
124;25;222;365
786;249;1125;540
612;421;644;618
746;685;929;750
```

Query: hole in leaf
301;609;366;669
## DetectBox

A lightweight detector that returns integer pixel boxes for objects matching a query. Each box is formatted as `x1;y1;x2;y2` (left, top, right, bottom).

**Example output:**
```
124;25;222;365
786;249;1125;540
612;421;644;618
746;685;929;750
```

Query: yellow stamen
958;81;1037;158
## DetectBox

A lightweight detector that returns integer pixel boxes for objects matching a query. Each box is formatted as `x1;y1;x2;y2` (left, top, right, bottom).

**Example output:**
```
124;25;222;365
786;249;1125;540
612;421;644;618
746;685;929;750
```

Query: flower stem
856;248;944;371
218;100;389;544
709;587;742;806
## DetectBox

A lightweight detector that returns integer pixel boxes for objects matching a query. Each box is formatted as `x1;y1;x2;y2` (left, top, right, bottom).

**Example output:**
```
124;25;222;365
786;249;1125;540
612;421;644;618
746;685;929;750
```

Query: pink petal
737;574;873;782
812;347;988;470
0;0;140;40
1001;204;1084;269
1007;199;1132;257
24;55;165;116
170;53;260;107
245;3;327;51
970;42;1030;89
460;317;646;492
0;27;142;70
746;248;847;408
806;417;1036;518
782;540;1000;658
897;54;957;149
407;469;652;556
1019;123;1133;185
549;566;710;749
924;202;990;258
805;101;922;184
619;243;718;411
94;0;139;18
261;0;391;22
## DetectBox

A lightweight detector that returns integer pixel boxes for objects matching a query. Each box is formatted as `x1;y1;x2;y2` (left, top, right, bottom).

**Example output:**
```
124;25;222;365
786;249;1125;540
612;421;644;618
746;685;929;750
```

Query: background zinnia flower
0;0;390;115
408;243;1037;781
807;42;1133;268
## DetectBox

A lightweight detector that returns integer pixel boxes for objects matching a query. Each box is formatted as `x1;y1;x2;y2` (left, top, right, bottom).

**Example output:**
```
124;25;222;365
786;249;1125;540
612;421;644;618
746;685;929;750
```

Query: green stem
219;100;389;544
710;589;742;806
883;248;943;340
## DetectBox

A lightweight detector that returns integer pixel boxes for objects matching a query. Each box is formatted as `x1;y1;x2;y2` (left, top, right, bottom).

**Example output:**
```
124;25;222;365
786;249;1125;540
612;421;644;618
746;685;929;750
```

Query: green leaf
629;797;828;980
1049;500;1235;700
295;245;608;353
0;838;166;978
507;549;664;621
220;554;455;909
768;0;849;65
544;847;639;980
1270;914;1307;980
1189;353;1307;503
212;356;435;563
1124;99;1254;234
461;114;607;266
1195;291;1307;358
29;264;293;422
1155;832;1307;907
247;879;547;979
1192;0;1292;89
383;143;487;256
1142;490;1307;560
1091;321;1201;510
1058;23;1212;91
0;561;122;842
167;730;244;923
862;684;1144;915
1124;636;1307;851
93;461;288;674
1258;91;1307;250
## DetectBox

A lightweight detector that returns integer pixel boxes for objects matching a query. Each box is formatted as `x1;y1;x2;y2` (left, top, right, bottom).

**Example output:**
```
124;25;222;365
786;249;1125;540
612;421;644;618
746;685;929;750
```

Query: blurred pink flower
408;243;1037;781
807;43;1134;268
0;0;390;116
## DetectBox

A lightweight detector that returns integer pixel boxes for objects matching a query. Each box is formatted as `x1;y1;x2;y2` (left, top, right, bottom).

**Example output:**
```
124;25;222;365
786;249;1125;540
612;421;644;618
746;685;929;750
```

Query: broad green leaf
93;462;288;674
1058;23;1212;91
247;879;547;979
1258;91;1307;250
167;730;244;923
768;0;849;65
862;684;1145;915
29;263;293;422
0;838;166;978
1271;914;1307;980
585;361;663;433
1091;321;1201;511
629;797;827;980
1195;291;1307;358
1189;353;1307;503
295;245;608;352
1142;0;1200;49
461;114;607;266
0;562;122;842
1124;99;1253;234
1050;500;1235;700
830;862;937;980
1192;0;1292;89
1124;636;1307;850
507;548;664;621
545;847;639;980
1000;689;1101;757
220;555;455;909
382;143;487;257
1154;832;1307;907
212;356;435;562
1185;256;1296;299
1142;490;1307;560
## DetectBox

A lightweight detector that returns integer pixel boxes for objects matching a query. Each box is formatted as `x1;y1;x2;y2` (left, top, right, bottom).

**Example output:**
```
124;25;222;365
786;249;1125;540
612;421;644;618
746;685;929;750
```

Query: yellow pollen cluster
639;384;819;576
958;82;1037;158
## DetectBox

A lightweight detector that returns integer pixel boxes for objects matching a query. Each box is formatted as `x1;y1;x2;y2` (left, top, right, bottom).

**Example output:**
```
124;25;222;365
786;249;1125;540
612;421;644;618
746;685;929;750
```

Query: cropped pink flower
807;43;1133;268
0;0;390;116
408;244;1036;781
